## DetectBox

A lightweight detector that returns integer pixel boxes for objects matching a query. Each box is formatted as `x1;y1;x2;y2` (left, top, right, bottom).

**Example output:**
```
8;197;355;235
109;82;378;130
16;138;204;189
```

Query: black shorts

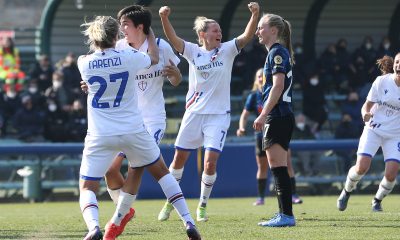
262;114;294;151
255;133;266;157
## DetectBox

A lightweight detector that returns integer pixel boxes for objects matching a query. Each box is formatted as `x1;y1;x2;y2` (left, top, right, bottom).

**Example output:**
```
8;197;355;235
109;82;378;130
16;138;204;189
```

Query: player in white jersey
157;2;260;222
337;53;400;212
77;16;200;240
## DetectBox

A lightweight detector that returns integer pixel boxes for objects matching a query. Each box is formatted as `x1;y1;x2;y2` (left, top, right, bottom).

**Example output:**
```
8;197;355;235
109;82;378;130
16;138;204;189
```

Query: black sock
271;166;293;216
257;178;267;198
374;197;382;203
290;177;296;194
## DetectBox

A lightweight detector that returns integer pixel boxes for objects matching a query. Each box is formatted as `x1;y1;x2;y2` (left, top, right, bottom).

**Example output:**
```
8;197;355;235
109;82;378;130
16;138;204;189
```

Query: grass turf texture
0;196;399;239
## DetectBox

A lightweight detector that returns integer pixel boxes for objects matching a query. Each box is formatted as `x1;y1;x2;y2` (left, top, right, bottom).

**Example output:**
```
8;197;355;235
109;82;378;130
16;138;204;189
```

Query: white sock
107;188;120;205
199;172;217;206
169;166;184;183
110;190;136;226
344;166;364;192
375;177;396;200
79;190;99;231
159;173;194;225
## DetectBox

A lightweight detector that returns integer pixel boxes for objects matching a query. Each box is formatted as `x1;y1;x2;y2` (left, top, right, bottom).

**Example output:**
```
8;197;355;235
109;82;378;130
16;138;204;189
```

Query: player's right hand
362;112;373;122
159;6;171;18
236;128;246;137
80;80;88;94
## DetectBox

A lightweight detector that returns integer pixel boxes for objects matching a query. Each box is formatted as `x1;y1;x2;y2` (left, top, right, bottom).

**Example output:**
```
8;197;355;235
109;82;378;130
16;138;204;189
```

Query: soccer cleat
258;213;295;227
292;194;303;204
337;189;350;211
372;199;383;212
185;222;201;240
158;202;174;221
253;198;265;206
196;206;208;222
103;208;135;240
83;226;103;240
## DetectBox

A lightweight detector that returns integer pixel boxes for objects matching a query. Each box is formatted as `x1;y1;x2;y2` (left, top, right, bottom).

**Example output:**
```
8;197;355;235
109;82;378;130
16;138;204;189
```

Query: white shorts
357;127;400;163
80;130;160;179
175;112;230;152
145;121;166;145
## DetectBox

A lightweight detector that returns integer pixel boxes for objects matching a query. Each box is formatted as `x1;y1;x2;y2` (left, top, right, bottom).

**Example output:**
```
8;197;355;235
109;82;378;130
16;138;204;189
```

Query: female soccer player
157;2;260;222
253;13;296;227
77;16;200;240
337;53;400;213
237;69;303;206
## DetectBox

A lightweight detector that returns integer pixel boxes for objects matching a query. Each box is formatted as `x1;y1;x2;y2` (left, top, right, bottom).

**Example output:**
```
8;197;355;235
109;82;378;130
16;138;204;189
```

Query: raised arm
159;6;185;54
147;28;159;65
236;2;260;50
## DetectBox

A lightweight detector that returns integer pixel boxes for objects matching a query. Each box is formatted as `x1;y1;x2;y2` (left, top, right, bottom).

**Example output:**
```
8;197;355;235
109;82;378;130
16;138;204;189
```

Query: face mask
28;87;38;94
296;122;305;130
295;47;303;54
384;43;390;50
365;43;372;50
6;91;16;99
310;78;319;86
48;103;57;112
53;81;62;89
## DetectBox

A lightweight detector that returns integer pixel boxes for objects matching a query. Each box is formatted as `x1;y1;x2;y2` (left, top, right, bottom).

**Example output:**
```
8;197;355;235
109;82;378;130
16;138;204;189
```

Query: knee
204;160;217;172
384;174;397;182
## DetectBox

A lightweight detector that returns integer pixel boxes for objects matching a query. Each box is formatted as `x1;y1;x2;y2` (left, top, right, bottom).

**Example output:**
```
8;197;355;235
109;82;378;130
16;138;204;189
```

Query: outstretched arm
236;2;260;50
147;28;159;65
159;6;185;54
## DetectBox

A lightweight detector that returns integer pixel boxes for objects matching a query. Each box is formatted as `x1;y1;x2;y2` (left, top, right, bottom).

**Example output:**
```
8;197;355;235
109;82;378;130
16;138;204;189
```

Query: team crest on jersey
274;55;283;64
138;81;147;91
201;72;209;79
386;109;394;117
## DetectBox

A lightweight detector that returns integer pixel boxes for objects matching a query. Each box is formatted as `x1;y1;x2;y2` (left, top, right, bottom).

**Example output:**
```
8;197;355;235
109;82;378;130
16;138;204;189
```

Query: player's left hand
162;59;182;86
248;2;259;14
253;114;266;132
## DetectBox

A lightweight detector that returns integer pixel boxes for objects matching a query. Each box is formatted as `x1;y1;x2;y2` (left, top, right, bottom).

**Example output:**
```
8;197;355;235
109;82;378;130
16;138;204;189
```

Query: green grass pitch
0;196;399;239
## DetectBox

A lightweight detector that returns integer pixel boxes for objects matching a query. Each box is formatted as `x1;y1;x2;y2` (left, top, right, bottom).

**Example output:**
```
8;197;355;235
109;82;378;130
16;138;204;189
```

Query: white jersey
366;73;400;138
78;48;151;136
182;39;239;114
116;38;180;124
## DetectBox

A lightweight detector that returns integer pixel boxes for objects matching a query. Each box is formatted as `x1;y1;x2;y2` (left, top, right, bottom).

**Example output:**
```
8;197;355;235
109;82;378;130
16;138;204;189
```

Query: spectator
1;84;21;136
302;72;327;136
65;99;87;142
335;38;351;92
352;36;377;82
21;79;47;112
60;52;82;97
12;95;45;142
334;113;359;173
291;113;320;176
377;36;394;58
28;54;54;93
341;91;363;133
349;55;369;90
0;37;25;92
43;98;69;142
44;71;71;112
319;44;337;91
293;42;307;88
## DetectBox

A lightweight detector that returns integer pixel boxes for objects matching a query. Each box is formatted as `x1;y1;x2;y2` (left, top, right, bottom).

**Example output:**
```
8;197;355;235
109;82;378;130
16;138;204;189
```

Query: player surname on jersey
88;56;122;69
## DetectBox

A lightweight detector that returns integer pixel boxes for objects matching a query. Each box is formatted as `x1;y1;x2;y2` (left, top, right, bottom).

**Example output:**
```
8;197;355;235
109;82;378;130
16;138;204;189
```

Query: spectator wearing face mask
291;113;320;176
319;43;340;92
21;79;47;112
44;71;71;112
60;52;82;98
352;36;378;82
12;95;45;142
335;38;351;92
292;42;307;88
43;98;69;142
28;54;54;93
1;84;21;136
302;73;327;137
377;36;394;58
